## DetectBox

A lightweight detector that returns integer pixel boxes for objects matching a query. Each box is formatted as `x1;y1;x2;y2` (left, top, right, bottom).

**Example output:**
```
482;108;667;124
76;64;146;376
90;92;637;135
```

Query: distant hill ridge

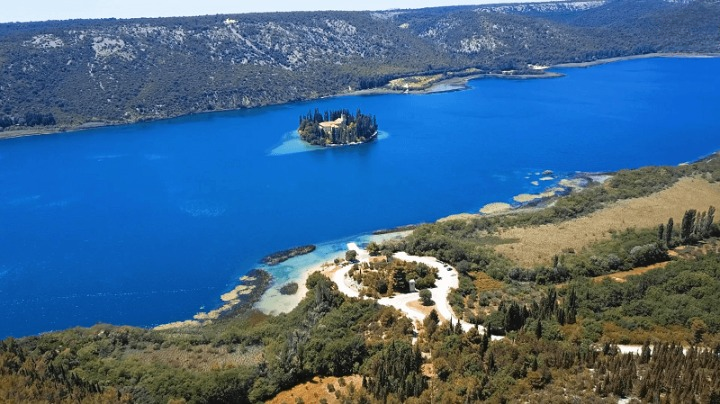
0;0;718;132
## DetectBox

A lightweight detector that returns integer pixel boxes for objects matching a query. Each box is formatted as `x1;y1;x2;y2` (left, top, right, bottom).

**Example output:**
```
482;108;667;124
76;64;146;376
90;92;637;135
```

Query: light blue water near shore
1;57;720;337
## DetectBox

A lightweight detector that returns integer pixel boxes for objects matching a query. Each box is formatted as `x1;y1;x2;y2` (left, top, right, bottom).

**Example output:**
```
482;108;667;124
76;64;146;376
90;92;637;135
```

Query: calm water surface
1;57;719;337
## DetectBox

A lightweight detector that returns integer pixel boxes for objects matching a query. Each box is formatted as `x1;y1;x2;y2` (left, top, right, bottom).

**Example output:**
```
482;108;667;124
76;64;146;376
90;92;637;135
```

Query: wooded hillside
1;0;718;133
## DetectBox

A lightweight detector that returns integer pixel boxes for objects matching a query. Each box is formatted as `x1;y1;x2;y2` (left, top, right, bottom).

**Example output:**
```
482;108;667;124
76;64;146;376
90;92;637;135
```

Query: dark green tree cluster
297;108;378;146
593;342;720;402
655;206;717;247
594;351;637;398
421;313;556;401
421;313;720;403
484;287;576;337
560;228;669;278
0;112;56;129
0;338;130;402
636;343;720;402
570;253;720;342
363;340;425;402
678;206;717;245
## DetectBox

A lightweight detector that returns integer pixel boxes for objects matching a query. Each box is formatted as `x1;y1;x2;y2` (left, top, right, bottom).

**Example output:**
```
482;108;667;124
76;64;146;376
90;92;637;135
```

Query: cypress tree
481;331;489;356
696;212;705;237
535;319;543;339
504;302;525;332
424;309;439;338
681;209;697;244
666;218;674;246
567;306;577;325
708;206;716;234
640;341;651;364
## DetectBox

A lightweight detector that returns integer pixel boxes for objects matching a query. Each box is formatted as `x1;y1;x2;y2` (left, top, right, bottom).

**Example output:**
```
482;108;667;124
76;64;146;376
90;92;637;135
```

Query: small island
278;282;299;295
261;245;317;266
298;108;378;146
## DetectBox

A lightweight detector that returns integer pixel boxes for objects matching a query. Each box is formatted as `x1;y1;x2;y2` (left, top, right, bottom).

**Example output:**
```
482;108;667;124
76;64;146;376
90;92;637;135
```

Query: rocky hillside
0;0;718;131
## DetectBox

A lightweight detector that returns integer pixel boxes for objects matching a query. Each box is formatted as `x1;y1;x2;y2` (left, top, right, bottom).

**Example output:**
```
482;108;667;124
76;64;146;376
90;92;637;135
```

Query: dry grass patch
126;344;263;372
474;272;504;292
592;261;669;283
268;375;362;404
600;323;691;345
388;74;444;90
421;363;436;378
495;177;720;267
407;300;435;316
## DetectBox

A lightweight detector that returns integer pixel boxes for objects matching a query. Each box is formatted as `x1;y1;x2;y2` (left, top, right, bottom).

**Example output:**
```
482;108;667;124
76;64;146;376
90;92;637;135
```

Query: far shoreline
2;52;718;142
551;52;720;69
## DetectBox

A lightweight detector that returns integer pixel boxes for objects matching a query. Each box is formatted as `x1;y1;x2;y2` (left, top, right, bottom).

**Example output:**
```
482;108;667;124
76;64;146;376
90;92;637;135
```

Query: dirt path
593;262;670;283
391;252;502;340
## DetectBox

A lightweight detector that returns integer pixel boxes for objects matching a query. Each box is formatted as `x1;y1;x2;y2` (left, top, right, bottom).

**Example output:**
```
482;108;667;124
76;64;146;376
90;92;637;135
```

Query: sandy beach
256;239;503;340
254;259;336;315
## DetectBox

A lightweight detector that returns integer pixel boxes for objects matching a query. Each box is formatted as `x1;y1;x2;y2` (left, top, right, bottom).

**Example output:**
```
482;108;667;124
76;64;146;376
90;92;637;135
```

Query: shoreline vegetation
154;268;271;330
372;224;420;235
1;52;717;142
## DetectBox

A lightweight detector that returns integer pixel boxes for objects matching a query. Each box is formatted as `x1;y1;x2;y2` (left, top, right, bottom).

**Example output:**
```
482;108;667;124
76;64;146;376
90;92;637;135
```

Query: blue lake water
1;57;720;338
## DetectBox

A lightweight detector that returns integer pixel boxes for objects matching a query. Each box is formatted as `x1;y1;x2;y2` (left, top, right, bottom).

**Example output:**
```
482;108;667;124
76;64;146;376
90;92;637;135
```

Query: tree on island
298;108;378;146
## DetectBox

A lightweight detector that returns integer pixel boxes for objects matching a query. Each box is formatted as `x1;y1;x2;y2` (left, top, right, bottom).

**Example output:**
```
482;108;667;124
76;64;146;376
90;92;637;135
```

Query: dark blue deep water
2;57;720;337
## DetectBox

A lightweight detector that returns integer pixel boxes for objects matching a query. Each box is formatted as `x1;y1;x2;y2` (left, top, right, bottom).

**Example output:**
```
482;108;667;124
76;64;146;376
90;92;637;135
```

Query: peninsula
261;245;316;266
298;109;378;146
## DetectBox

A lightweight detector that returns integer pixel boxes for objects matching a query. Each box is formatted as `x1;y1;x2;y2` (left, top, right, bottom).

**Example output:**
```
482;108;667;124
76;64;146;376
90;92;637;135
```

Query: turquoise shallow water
1;57;720;337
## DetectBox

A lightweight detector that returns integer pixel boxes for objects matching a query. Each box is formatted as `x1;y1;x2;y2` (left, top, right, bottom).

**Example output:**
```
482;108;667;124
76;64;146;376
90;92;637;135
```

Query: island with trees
298;109;378;146
261;245;316;266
